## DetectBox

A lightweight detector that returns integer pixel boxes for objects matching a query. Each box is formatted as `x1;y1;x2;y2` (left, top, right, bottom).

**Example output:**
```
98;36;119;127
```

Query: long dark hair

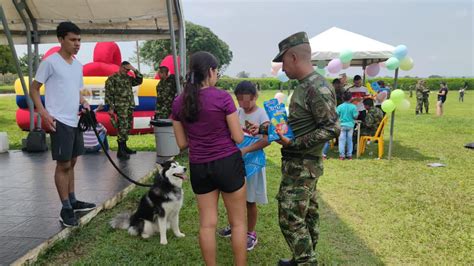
181;51;219;123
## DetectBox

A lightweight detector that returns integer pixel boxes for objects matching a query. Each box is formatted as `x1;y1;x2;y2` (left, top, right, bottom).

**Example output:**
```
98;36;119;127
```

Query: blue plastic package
264;98;294;142
237;135;266;178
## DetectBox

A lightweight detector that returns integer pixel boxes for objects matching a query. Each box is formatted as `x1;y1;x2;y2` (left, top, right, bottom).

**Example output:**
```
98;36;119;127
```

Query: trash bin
150;119;179;163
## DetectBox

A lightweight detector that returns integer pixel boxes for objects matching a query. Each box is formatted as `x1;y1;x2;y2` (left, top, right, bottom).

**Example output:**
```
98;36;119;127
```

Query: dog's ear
160;161;173;172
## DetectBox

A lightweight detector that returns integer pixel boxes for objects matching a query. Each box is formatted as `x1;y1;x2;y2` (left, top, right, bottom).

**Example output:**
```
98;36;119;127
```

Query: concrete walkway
0;150;158;265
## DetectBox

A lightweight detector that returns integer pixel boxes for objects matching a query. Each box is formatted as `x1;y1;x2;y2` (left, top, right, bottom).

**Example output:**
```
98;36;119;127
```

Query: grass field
1;91;473;265
0;85;14;94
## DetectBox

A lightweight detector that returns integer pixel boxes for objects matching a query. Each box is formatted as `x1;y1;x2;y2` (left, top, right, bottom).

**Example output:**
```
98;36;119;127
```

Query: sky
13;0;474;78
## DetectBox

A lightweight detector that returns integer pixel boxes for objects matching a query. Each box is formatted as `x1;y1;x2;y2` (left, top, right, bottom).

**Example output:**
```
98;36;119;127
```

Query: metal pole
388;68;399;160
362;59;367;84
166;0;181;93
174;0;186;81
13;0;35;131
135;40;141;72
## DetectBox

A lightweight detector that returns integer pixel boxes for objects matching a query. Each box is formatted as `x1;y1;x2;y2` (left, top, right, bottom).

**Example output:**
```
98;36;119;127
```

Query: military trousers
115;107;133;142
277;156;322;265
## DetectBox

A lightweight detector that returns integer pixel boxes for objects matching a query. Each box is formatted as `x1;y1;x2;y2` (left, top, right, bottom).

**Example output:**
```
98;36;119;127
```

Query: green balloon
381;99;396;113
399;56;414;71
340;49;353;64
385;57;400;70
390;89;405;104
316;67;326;76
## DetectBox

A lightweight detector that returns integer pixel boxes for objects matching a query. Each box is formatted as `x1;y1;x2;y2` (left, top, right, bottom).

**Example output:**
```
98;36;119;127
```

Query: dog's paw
160;239;168;245
128;227;138;236
175;232;185;238
141;233;151;239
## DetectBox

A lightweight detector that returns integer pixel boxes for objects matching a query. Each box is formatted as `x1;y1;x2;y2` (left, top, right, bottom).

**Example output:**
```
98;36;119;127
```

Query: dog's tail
109;212;131;229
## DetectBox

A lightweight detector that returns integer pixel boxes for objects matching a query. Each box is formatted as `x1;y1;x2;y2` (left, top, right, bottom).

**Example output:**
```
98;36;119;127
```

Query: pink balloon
365;63;380;77
327;58;342;74
271;62;283;72
271;68;278;76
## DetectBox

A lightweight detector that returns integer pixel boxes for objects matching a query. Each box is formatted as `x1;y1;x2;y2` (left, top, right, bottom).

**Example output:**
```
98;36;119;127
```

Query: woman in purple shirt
171;51;246;265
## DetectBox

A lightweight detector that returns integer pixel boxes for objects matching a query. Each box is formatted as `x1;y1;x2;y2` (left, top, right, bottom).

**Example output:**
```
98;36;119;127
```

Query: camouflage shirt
155;74;177;119
104;70;143;110
361;107;384;135
283;71;340;157
415;84;430;98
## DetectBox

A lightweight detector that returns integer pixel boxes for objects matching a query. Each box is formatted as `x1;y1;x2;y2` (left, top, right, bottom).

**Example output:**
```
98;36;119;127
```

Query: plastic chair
358;116;388;159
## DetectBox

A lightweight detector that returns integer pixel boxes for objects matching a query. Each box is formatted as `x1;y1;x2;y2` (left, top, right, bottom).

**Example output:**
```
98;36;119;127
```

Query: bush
0;73;17;85
217;77;474;92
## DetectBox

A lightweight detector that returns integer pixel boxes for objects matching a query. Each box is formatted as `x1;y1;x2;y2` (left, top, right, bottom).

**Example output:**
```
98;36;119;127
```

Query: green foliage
236;70;250;78
217;77;297;92
140;21;233;71
0;45;16;75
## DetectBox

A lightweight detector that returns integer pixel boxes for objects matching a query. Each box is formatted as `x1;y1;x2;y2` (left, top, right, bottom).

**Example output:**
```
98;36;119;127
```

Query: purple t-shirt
171;87;240;164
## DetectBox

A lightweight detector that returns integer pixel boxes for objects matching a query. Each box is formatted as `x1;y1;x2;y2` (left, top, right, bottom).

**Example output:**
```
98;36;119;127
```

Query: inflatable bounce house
15;42;178;136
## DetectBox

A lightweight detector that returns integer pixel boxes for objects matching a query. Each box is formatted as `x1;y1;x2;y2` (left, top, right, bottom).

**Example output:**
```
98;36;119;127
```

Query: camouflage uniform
415;82;430;114
361;107;384;136
104;70;143;142
155;74;177;119
278;71;339;265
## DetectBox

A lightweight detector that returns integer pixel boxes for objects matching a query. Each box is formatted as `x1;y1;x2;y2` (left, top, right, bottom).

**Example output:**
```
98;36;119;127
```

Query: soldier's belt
281;151;320;161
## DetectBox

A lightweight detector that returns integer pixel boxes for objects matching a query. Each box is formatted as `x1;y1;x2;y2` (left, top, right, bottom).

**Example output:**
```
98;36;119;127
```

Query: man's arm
130;67;143;86
104;78;115;114
30;80;55;131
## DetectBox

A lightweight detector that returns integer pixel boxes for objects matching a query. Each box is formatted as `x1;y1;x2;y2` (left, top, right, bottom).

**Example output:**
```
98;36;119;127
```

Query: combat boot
124;141;137;154
117;141;130;160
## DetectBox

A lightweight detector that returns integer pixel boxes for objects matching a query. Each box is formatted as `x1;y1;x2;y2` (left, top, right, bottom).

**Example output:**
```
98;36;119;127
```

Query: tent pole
174;0;186;84
388;68;399;160
362;59;367;84
166;0;181;94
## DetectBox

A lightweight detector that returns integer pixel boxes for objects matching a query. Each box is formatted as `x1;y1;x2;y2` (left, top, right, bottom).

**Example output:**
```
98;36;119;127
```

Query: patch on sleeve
318;86;331;95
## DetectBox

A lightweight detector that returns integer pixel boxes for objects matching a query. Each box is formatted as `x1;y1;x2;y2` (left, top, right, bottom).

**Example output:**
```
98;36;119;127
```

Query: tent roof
0;0;183;44
310;27;395;66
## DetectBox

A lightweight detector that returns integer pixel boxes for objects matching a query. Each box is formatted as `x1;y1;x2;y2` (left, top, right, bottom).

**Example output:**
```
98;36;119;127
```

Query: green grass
0;85;14;93
1;91;473;265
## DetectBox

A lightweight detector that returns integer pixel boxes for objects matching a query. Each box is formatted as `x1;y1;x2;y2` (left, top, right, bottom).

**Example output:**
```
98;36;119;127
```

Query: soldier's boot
117;141;130;160
124;141;137;154
425;108;429;114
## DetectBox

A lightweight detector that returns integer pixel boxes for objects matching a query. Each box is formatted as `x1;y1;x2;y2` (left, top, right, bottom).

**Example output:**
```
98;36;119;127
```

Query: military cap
273;31;310;62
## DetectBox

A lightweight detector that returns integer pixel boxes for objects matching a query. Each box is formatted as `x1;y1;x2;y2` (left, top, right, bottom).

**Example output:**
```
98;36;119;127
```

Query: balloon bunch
382;45;414;71
381;89;410;113
327;49;353;74
270;62;289;82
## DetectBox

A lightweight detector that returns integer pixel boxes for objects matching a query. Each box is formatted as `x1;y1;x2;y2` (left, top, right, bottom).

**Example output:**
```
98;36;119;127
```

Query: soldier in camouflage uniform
255;32;339;266
360;98;384;136
155;66;177;119
415;79;430;114
105;61;143;159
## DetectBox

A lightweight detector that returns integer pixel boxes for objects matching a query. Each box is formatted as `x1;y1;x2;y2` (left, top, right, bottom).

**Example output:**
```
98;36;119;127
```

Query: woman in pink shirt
172;51;246;266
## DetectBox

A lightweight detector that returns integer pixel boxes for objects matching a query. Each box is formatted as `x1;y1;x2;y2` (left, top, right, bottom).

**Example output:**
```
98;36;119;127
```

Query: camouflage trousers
113;108;133;142
277;157;322;265
416;97;429;113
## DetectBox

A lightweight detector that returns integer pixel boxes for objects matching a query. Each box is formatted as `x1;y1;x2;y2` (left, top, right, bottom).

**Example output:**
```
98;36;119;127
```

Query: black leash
78;109;153;187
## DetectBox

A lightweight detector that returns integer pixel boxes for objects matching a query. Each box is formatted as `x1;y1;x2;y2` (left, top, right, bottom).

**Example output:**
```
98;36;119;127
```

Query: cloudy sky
14;0;473;78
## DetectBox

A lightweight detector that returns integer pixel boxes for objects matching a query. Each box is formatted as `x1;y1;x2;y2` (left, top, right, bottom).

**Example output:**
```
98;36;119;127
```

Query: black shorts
50;120;84;161
190;151;246;194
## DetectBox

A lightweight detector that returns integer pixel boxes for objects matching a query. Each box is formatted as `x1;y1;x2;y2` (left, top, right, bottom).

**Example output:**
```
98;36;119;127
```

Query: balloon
379;61;386;68
327;58;342;74
390;89;405;104
385;57;400;70
371;81;381;92
271;68;278;76
339;49;353;63
274;92;288;104
316;67;326;76
381;99;396;113
342;62;351;69
365;63;380;77
316;61;326;68
396;99;410;111
399;56;414;71
393;45;408;59
277;69;289;82
271;62;283;72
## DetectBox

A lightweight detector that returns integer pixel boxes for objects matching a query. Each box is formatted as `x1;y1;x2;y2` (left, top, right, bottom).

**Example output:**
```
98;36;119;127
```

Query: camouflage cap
273;31;310;63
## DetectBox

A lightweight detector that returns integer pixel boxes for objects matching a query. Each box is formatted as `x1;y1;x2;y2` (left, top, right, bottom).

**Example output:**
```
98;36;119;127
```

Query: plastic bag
237;135;266;178
264;98;294;142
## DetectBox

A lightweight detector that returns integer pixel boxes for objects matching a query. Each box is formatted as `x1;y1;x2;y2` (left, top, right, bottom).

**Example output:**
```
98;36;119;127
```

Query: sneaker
247;232;258;251
72;200;96;212
322;155;327;160
59;208;78;227
339;156;345;160
347;156;353;160
218;225;232;237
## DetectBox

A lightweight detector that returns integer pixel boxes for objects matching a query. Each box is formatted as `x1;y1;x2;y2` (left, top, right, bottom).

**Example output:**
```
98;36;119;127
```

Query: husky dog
110;160;187;245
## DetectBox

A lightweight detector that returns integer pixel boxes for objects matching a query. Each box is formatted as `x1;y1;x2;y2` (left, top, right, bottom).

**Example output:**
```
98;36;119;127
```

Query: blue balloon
277;69;289;82
393;45;408;59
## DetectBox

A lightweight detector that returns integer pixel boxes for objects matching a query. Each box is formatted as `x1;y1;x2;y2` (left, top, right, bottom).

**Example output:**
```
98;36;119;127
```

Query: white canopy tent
310;27;395;67
0;0;185;150
309;27;399;160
